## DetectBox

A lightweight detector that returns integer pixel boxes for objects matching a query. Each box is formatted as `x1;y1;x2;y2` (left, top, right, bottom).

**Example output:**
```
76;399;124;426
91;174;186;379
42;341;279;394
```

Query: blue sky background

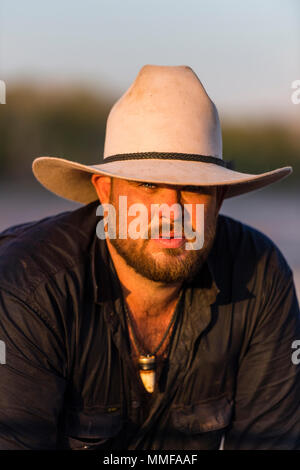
1;0;300;119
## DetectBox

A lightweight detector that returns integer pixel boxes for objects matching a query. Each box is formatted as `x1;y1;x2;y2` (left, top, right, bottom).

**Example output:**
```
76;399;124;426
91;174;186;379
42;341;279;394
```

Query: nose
158;188;182;223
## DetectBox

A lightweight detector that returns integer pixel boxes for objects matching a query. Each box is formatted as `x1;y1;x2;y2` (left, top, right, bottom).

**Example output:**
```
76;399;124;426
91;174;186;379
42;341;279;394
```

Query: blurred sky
1;0;300;120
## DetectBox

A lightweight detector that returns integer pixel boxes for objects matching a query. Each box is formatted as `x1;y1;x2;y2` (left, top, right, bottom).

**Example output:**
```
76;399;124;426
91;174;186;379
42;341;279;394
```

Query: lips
152;232;186;248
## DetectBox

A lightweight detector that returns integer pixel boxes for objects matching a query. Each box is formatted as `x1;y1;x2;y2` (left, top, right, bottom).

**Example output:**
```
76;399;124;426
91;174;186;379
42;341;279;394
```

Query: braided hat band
101;152;235;170
32;65;292;203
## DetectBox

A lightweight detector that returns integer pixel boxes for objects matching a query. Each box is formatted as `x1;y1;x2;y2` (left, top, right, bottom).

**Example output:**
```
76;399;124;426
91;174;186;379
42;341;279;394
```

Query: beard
108;215;217;284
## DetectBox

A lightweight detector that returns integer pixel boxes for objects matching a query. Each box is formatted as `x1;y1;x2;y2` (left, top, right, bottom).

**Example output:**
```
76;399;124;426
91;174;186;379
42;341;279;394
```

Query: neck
106;239;183;320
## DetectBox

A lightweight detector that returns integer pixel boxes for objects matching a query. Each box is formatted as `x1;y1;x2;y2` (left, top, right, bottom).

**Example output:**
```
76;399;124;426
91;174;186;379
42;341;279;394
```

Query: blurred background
0;0;299;297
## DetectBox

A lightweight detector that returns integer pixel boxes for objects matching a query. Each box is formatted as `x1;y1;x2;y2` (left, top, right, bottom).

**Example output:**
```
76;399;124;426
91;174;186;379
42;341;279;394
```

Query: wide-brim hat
32;65;292;203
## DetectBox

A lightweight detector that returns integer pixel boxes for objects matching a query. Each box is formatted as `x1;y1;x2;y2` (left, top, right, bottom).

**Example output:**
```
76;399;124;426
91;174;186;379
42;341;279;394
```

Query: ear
91;174;112;205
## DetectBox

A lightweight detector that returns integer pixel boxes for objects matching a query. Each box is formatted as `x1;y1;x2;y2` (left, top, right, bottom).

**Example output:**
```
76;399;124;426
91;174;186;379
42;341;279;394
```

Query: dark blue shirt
0;200;299;449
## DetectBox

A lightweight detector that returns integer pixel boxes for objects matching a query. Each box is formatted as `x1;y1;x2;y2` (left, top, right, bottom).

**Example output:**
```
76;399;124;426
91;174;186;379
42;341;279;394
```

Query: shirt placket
93;237;220;449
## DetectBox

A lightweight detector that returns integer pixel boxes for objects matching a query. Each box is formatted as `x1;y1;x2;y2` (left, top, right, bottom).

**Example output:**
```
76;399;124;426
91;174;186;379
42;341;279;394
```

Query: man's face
92;176;225;284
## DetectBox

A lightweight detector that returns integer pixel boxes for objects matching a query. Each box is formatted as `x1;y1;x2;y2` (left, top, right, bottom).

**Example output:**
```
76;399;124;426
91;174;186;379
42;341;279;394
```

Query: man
0;65;299;450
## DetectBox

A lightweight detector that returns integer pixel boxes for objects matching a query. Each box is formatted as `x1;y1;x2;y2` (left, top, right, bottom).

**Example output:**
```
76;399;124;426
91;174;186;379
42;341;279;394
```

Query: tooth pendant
138;355;156;393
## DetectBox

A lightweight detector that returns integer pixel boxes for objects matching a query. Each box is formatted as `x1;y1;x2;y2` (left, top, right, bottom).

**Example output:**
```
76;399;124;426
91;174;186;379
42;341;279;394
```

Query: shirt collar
87;196;220;305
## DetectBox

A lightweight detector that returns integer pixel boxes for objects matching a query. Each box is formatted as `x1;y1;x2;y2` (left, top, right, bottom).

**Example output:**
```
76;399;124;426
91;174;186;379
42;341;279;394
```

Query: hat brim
32;156;292;204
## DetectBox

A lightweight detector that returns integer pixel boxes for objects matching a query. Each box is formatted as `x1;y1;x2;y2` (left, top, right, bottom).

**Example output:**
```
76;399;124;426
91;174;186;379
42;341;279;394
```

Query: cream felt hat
32;65;292;203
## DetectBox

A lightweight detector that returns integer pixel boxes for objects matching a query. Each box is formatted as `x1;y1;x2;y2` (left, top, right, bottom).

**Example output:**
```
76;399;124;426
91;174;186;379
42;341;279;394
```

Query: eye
139;182;157;189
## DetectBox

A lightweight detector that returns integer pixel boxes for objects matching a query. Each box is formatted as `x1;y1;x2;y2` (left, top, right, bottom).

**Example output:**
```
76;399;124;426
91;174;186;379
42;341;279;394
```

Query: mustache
145;220;193;238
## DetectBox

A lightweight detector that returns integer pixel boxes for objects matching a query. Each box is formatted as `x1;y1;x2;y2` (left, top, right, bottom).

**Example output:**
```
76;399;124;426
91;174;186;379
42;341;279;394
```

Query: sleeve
0;287;67;449
224;249;300;450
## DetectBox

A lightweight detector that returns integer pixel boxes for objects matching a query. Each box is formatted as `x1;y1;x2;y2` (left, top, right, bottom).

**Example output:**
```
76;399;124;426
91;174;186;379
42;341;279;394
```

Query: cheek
113;194;152;237
184;199;214;227
127;197;150;229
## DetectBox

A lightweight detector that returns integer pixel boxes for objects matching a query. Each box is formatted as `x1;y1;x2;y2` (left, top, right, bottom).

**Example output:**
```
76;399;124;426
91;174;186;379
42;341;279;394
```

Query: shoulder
213;214;293;305
217;213;292;276
0;200;100;300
